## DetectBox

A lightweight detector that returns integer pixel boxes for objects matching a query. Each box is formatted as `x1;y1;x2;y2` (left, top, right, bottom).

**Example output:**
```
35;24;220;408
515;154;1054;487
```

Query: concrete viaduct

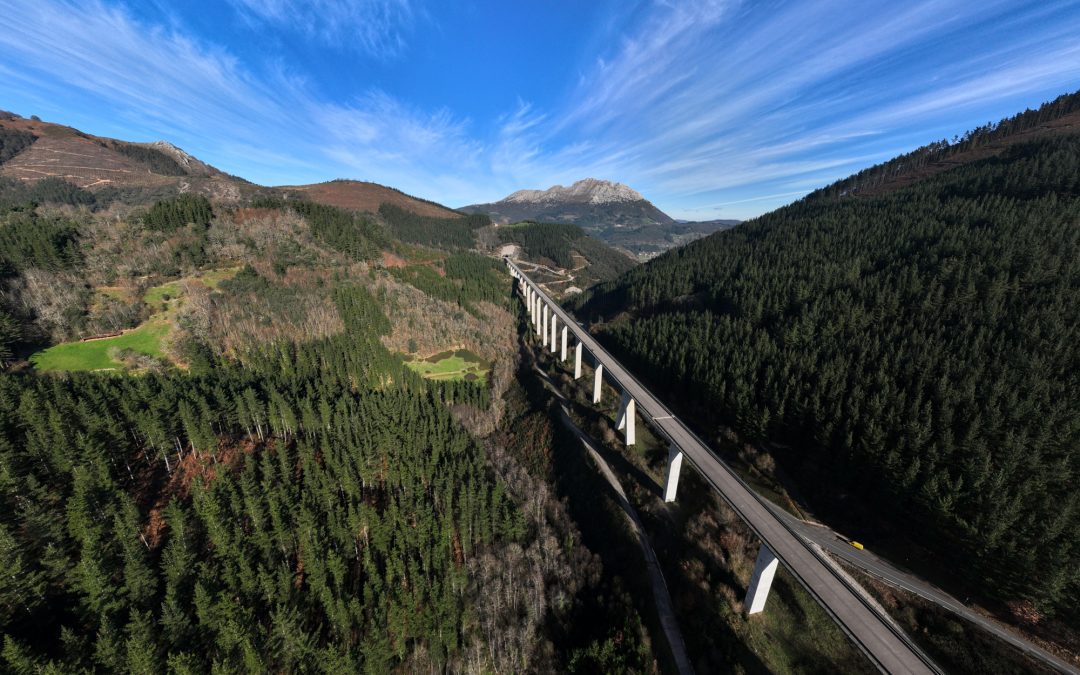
508;259;940;675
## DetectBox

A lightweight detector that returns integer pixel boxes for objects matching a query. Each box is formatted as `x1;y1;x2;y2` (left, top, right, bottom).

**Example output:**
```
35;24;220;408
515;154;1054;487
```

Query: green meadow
30;267;240;373
405;348;489;382
30;320;170;372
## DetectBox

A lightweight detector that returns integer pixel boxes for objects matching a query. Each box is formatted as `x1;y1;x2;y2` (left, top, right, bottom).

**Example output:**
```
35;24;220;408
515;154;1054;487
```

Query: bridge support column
533;292;540;332
745;545;779;615
616;391;636;445
550;314;558;354
561;326;568;361
664;446;684;503
574;342;583;379
593;363;604;404
542;305;549;347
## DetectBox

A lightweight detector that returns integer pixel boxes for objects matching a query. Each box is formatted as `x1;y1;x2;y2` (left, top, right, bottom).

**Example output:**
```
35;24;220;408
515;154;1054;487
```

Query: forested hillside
0;286;513;671
0;140;665;670
575;130;1080;619
499;221;636;283
808;90;1080;201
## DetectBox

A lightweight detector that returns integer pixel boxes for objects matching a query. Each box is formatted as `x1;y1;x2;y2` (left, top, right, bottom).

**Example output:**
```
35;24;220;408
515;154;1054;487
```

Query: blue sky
2;1;1079;220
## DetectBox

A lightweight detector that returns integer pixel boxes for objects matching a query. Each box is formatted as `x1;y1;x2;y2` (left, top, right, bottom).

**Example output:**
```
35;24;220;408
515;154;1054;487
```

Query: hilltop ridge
504;178;645;204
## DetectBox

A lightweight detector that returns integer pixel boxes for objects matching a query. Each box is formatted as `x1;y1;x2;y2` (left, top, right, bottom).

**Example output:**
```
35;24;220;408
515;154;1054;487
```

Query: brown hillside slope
0;116;169;189
281;179;460;218
0;115;253;201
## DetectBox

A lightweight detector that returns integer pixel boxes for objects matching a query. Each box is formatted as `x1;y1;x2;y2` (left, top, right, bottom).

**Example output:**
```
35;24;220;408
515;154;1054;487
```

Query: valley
1;83;1079;675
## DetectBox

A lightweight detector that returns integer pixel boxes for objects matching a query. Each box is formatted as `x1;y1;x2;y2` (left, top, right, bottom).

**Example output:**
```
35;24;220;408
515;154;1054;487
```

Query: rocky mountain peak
146;140;209;173
504;178;645;205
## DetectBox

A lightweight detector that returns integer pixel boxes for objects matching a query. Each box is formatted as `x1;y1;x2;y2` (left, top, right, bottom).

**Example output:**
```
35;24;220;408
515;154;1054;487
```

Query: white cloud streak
1;0;1079;219
227;0;419;56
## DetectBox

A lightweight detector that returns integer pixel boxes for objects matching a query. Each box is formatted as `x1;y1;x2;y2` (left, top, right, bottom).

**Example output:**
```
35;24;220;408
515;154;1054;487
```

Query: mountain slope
574;101;1080;621
464;178;673;229
497;221;636;295
462;178;735;258
0;113;252;202
280;179;460;219
807;90;1080;202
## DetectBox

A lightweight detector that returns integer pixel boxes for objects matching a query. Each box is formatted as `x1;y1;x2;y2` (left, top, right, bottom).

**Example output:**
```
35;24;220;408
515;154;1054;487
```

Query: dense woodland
254;197;386;262
575;130;1080;619
378;203;489;250
0;127;36;165
0;168;652;670
143;194;214;233
388;253;507;317
0;283;519;671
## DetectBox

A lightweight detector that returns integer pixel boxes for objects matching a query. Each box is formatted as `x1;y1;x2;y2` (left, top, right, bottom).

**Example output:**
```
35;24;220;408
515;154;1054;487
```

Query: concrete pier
542;305;549;347
664;446;684;503
530;290;538;330
574;342;583;379
745;545;779;615
616;391;636;445
561;326;568;361
593;363;604;403
550;314;558;354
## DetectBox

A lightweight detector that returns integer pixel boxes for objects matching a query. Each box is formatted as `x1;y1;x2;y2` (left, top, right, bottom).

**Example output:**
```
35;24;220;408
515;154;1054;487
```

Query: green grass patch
30;320;170;372
405;348;489;382
143;281;182;309
199;266;241;289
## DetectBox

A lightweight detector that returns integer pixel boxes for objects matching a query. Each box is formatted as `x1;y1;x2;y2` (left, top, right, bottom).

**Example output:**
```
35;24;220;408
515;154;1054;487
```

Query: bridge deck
510;260;939;675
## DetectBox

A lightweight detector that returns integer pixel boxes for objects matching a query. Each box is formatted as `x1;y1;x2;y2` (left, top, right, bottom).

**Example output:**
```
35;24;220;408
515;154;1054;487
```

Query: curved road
766;505;1079;675
509;260;940;675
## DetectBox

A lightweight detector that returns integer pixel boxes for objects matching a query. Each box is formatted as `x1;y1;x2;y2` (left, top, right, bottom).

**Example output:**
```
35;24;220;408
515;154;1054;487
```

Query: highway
509;259;941;675
767;506;1080;675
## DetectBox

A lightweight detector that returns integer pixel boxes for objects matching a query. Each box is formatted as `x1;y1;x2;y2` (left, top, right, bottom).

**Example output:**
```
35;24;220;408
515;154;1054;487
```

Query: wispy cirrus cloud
226;0;420;56
0;0;467;188
517;0;1080;218
1;0;1080;219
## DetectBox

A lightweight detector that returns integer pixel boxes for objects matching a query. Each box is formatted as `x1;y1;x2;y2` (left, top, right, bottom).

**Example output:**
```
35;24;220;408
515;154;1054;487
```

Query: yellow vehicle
849;540;865;550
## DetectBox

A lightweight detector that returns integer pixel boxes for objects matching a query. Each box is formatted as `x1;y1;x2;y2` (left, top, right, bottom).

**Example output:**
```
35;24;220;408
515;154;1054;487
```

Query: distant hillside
462;178;734;258
0;114;464;220
574;94;1080;621
497;221;635;294
0;113;253;203
280;179;460;219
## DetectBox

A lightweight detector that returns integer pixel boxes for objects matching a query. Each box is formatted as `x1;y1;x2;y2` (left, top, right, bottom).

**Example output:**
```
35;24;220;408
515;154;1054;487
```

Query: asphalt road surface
767;505;1079;675
510;261;941;675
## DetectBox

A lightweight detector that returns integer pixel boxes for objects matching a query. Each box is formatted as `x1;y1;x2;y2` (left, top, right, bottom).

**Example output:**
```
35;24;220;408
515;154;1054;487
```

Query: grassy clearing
143;281;182;310
404;348;489;382
30;267;240;373
198;265;242;289
30;320;170;372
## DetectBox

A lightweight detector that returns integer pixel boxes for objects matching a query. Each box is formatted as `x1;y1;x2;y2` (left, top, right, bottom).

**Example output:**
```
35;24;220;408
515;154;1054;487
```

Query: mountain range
0;112;465;220
0;113;721;262
461;178;739;259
